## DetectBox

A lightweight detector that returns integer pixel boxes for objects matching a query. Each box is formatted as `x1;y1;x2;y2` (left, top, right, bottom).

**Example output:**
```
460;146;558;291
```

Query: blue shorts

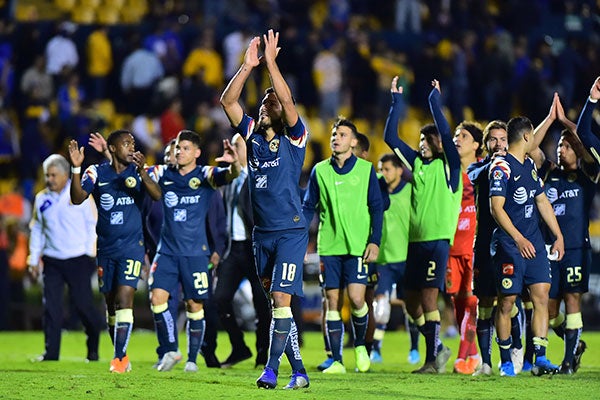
405;240;449;291
149;253;210;301
321;255;369;289
375;262;406;299
549;248;591;299
253;228;308;296
97;248;145;293
473;243;496;298
492;241;551;296
367;263;378;288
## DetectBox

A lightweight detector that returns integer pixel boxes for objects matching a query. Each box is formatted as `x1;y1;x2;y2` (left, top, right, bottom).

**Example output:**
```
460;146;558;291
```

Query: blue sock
351;312;368;347
553;322;566;339
284;319;305;373
153;308;177;353
266;317;291;373
524;308;534;363
186;318;205;363
510;314;523;349
497;336;512;364
114;322;132;359
409;321;419;351
421;321;437;363
326;319;344;362
477;318;493;366
533;337;548;361
563;328;580;365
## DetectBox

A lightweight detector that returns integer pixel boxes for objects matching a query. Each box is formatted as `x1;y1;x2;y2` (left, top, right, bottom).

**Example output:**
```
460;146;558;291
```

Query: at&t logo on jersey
546;187;558;203
100;193;134;210
261;157;280;168
164;191;201;208
512;187;528;204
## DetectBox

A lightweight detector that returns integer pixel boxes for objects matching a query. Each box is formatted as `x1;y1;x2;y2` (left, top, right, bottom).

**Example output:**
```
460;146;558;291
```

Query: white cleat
511;347;524;374
157;350;182;372
184;361;198;372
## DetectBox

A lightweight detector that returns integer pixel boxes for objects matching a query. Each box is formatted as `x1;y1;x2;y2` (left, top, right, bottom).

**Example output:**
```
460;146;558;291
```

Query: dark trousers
214;240;270;356
42;255;104;359
201;273;218;355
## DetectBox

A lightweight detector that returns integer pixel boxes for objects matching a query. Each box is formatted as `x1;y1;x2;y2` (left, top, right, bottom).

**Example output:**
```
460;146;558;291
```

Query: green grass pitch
1;329;599;399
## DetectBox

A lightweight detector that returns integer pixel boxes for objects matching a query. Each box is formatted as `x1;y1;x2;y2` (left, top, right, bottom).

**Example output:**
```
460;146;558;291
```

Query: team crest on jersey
269;138;280;152
110;211;124;225
125;176;137;188
255;175;268;188
531;169;537;181
293;215;300;223
568;172;577;182
174;209;187;222
189;177;201;189
525;205;533;218
502;278;512;289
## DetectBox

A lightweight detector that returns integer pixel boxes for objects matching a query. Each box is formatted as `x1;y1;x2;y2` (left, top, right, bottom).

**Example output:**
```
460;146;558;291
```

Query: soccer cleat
322;361;347;374
284;371;310;389
510;347;524;374
453;358;475;375
558;363;573;375
499;361;516;377
157;350;182;372
521;360;533;373
472;363;492;376
152;358;162;369
412;362;438;374
256;367;277;389
370;349;382;364
466;355;482;373
184;361;198;372
110;355;131;373
435;345;451;373
407;349;420;365
317;357;334;371
573;340;587;372
531;357;559;376
221;346;252;368
355;345;371;372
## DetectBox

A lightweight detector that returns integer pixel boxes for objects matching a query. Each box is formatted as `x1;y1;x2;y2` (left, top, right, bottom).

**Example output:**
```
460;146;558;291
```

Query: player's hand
515;236;536;259
68;139;84;167
262;29;280;66
362;243;379;264
554;93;567;122
547;92;558;121
209;252;220;269
88;132;107;153
390;76;404;94
431;79;441;93
549;236;564;262
244;36;261;68
132;151;146;169
590;77;600;101
215;139;238;164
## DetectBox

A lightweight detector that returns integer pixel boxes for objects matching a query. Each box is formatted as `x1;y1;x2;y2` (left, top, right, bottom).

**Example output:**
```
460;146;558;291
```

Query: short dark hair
177;130;201;148
379;153;403;168
333;117;358;137
506;116;533;145
265;87;296;104
355;132;370;153
107;130;132;149
560;129;585;159
420;123;443;157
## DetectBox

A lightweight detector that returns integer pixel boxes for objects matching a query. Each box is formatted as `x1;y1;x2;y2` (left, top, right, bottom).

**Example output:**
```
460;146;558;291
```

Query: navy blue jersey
467;156;497;251
489;154;545;248
148;164;228;256
236;114;308;232
539;161;597;250
81;162;145;257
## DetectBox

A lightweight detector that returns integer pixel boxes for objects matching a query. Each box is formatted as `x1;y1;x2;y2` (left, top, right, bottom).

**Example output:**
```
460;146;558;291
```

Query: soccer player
28;154;104;362
215;133;271;369
444;120;483;375
529;85;600;374
303;118;384;374
371;153;420;365
68;130;162;373
488;116;564;377
146;129;239;373
220;29;310;389
384;77;461;373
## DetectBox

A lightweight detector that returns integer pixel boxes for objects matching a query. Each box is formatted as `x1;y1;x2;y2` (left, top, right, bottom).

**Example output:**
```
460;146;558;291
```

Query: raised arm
214;138;241;183
68;140;90;205
575;77;600;166
220;36;261;128
384;76;416;169
428;79;460;192
263;29;298;127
